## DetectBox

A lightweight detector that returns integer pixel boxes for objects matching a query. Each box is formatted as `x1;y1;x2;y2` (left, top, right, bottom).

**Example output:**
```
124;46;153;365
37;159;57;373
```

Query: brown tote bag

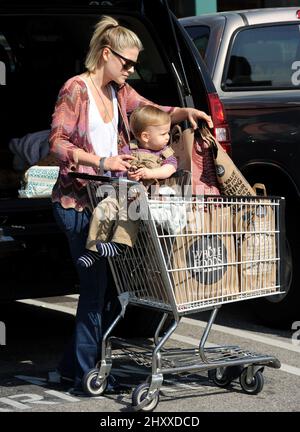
200;126;255;196
234;184;277;295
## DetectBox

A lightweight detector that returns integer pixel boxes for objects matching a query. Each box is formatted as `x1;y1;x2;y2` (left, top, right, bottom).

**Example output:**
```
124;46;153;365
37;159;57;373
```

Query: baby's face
142;121;171;151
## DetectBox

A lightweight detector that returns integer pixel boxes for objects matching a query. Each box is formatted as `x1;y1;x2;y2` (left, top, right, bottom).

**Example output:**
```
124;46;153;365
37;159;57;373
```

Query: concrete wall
195;0;217;14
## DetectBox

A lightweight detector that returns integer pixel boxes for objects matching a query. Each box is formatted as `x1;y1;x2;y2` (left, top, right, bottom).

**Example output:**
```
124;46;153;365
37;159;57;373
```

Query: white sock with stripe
96;241;126;257
77;250;101;268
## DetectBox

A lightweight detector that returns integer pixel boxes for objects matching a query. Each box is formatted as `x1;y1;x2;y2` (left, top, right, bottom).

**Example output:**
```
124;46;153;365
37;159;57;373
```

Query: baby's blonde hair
130;106;171;139
85;15;143;72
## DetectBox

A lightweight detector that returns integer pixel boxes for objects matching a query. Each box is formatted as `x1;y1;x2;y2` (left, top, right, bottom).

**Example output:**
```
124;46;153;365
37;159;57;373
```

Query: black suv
0;0;230;335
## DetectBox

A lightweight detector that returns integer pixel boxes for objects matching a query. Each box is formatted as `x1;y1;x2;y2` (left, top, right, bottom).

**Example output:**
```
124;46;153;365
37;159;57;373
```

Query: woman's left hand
186;108;213;129
171;107;213;130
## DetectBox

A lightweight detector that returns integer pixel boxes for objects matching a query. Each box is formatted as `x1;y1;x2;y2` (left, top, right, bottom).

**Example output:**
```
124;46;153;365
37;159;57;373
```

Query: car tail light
297;10;300;18
207;93;232;154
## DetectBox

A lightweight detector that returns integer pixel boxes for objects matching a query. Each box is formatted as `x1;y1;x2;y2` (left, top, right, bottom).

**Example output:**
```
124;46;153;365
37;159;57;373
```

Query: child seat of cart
147;169;192;199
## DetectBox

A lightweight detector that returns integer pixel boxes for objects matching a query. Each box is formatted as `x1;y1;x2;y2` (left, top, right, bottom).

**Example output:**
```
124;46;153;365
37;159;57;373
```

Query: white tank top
83;79;119;158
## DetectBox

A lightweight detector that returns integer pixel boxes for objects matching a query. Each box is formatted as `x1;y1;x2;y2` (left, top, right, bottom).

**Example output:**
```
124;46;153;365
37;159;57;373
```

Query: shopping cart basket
70;171;285;411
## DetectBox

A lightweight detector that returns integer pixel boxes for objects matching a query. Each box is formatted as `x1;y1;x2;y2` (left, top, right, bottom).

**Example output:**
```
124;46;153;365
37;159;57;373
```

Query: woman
49;15;213;393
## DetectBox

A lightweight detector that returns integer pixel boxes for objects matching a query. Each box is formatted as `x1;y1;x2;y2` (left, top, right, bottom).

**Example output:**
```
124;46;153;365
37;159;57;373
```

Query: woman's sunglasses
104;46;139;71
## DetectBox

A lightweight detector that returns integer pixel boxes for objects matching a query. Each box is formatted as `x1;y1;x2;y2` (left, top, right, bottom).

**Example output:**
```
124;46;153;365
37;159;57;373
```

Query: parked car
0;0;230;336
180;7;300;328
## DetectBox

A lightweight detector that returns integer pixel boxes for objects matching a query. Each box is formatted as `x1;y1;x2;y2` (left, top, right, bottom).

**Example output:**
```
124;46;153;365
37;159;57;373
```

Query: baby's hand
128;171;142;181
129;165;138;172
135;167;153;180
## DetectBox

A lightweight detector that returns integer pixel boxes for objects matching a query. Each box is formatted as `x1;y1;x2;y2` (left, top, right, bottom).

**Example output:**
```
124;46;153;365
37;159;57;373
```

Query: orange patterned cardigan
49;76;174;212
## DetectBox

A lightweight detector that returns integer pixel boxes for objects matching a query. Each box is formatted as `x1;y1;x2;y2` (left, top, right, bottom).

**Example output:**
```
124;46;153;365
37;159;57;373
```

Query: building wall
218;0;300;11
168;0;300;17
195;0;217;14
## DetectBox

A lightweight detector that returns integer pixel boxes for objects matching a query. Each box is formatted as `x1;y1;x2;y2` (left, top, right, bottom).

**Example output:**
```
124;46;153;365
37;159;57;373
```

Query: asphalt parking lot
0;295;299;415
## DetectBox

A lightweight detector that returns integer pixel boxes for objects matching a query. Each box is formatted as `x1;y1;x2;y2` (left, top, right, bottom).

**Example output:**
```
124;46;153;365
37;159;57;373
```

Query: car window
223;23;300;90
184;25;210;60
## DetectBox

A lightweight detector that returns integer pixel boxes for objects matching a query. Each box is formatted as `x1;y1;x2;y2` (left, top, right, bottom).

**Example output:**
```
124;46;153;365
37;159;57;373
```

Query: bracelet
99;157;107;174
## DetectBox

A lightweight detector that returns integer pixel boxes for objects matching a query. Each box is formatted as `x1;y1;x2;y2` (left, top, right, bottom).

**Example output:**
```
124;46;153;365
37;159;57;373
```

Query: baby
77;105;177;268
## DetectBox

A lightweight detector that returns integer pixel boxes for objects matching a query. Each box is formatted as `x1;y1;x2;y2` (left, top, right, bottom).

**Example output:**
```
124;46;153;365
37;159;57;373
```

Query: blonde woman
49;15;213;394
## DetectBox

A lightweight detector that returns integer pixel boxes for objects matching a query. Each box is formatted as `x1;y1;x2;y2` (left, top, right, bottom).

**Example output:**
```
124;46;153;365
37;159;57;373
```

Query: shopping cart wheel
82;368;108;396
239;369;264;395
132;383;159;412
208;368;232;388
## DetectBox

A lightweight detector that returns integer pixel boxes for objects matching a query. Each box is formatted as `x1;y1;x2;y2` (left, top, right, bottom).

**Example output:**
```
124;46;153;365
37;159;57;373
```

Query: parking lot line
16;298;300;377
170;333;300;377
17;299;76;316
181;317;300;354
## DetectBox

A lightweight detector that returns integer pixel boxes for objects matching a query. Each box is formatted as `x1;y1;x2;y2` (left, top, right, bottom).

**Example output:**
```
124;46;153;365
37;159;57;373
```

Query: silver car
180;7;300;96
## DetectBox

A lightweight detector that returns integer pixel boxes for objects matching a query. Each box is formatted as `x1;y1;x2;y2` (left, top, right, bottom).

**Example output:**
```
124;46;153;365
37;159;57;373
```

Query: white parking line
279;364;300;377
170;333;300;377
171;333;215;348
17;298;300;377
181;317;300;354
17;299;76;316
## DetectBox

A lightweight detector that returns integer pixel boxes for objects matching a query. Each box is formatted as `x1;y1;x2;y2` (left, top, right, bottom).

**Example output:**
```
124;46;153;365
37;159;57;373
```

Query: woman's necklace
89;74;122;147
89;74;132;147
89;75;113;122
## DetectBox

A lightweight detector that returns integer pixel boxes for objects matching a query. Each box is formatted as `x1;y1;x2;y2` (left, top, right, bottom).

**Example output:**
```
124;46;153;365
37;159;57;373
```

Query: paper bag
200;126;255;196
170;124;194;171
170;202;239;305
234;184;277;293
170;124;220;195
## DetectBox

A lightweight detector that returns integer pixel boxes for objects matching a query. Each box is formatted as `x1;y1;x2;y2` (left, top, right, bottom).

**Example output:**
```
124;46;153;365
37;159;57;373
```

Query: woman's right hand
104;154;134;172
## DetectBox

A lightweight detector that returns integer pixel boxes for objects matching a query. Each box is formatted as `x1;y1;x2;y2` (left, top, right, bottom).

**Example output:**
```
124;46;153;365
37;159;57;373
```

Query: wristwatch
99;157;107;175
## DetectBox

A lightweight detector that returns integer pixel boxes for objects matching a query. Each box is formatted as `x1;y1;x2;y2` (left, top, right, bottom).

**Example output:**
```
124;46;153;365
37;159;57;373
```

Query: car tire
245;173;299;329
251;236;299;328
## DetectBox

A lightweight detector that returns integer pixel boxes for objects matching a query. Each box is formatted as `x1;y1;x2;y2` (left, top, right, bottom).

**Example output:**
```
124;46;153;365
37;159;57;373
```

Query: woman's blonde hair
85;15;143;72
130;106;171;139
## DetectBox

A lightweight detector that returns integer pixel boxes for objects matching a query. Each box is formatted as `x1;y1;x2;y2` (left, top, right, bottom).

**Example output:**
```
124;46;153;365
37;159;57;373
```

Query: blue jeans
53;202;108;388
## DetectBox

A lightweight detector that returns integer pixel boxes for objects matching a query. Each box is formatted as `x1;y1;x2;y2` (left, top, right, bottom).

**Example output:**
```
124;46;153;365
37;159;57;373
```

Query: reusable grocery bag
18;165;59;198
170;201;239;306
170;124;220;195
234;184;277;294
170;124;194;172
200;126;255;196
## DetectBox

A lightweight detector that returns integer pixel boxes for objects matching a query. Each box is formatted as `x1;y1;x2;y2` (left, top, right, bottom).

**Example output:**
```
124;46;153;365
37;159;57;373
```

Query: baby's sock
77;250;101;268
96;241;126;257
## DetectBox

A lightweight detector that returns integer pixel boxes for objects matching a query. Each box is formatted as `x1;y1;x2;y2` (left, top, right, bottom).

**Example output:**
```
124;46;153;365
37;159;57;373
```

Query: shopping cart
70;171;285;411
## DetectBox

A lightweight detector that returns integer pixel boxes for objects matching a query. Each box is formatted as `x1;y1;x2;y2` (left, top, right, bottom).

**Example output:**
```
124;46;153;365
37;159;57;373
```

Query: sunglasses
104;46;139;71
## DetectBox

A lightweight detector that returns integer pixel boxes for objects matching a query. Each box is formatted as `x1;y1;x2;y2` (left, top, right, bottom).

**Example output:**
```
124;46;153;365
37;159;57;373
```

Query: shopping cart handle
69;169;190;186
68;171;139;185
170;169;190;178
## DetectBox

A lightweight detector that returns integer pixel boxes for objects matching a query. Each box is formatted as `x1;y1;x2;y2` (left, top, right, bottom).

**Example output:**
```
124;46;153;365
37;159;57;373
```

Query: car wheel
244;173;299;329
251;230;299;329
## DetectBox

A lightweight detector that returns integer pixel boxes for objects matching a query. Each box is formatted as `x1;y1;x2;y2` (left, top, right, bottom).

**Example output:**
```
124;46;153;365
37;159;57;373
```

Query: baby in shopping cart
77;105;178;268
